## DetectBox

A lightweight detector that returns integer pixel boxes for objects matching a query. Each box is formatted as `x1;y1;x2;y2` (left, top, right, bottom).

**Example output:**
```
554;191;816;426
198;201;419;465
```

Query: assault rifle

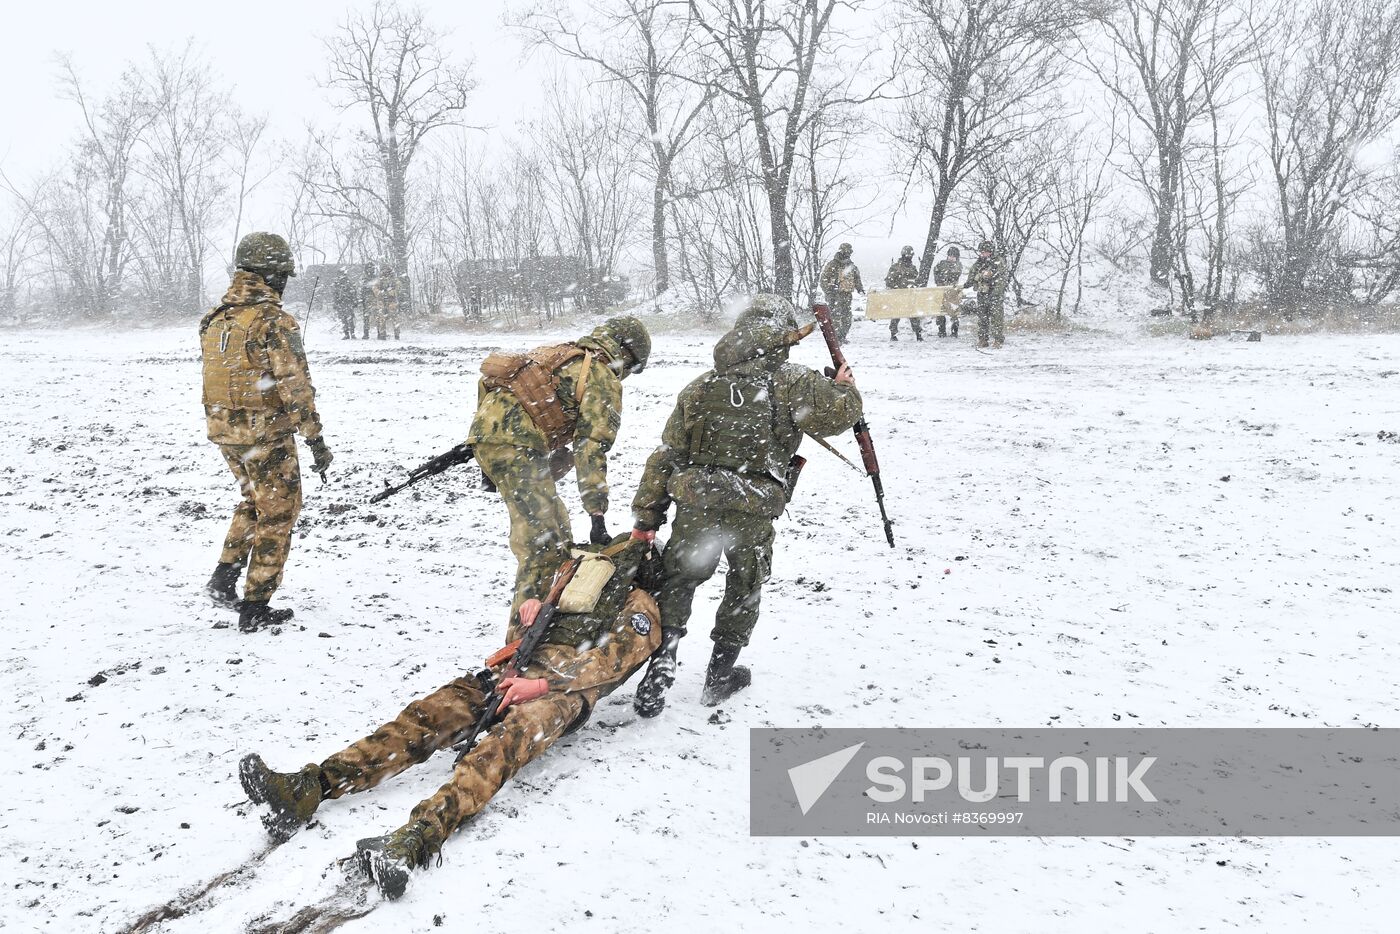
452;557;582;761
369;442;475;504
812;302;896;548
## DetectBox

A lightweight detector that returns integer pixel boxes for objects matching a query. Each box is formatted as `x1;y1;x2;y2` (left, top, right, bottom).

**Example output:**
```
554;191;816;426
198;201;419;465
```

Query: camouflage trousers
657;505;774;649
889;316;923;337
473;442;572;621
320;671;582;852
975;296;1005;346
824;290;854;344
373;307;400;340
217;435;302;602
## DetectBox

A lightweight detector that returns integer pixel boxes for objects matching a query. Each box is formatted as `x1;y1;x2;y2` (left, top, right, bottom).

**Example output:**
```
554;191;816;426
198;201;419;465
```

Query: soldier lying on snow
238;537;662;900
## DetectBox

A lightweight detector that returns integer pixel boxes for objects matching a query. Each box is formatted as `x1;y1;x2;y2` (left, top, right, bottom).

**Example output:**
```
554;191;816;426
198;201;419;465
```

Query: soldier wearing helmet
932;245;964;338
200;232;332;632
819;242;864;345
467;316;652;623
967;239;1009;348
884;245;922;341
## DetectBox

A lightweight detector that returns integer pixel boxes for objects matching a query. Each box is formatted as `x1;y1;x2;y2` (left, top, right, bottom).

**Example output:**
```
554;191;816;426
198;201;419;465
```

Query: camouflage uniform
819;245;863;344
200;270;323;604
331;267;360;340
967;246;1009;348
932;255;963;338
884;253;922;339
633;296;863;651
466;319;648;618
370;272;401;340
240;541;662;890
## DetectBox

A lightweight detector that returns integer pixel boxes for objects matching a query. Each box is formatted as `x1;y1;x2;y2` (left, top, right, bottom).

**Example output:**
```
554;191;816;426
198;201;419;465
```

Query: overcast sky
0;0;1015;274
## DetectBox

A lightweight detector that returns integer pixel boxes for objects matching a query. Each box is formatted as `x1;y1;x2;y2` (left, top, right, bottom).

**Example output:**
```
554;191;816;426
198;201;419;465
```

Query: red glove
517;598;542;628
498;676;549;709
631;528;656;543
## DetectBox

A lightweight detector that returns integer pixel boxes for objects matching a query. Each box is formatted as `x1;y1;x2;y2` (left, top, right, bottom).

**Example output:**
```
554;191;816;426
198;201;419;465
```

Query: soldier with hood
467;316;652;622
629;295;863;715
238;536;663;901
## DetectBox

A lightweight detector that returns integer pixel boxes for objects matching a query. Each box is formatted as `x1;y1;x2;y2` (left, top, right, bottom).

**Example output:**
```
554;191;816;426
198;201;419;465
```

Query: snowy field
2;315;1398;932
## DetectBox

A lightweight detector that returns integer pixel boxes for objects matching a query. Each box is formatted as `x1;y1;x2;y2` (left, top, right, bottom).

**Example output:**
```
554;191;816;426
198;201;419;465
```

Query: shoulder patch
629;612;652;636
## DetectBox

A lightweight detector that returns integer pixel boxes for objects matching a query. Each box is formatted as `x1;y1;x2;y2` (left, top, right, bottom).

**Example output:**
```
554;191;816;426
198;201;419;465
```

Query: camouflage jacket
332;274;361;312
820;257;863;294
632;327;863;527
371;277;401;316
966;256;1008;300
511;586;660;727
885;258;918;289
932;258;963;287
467;343;625;515
199;271;322;446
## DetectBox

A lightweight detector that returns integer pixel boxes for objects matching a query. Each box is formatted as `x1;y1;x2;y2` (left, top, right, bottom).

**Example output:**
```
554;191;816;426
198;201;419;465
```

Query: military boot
633;628;682;718
356;819;438;901
238;600;294;633
207;562;241;607
700;643;751;707
238;753;324;843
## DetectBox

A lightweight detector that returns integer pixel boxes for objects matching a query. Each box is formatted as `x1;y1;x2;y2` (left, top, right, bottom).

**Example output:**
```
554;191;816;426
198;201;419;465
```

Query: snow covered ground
2;314;1398;932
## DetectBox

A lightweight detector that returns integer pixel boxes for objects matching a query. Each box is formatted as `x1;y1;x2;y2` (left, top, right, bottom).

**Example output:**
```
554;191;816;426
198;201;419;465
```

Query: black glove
589;513;610;545
308;437;333;479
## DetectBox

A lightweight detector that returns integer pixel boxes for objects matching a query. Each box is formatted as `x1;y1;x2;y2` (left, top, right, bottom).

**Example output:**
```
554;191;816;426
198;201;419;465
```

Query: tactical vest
479;344;590;450
542;540;652;649
200;305;282;412
684;370;785;482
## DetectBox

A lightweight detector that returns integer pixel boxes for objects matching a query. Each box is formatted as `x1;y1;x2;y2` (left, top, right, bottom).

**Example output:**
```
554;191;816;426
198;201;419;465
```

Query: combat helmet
235;232;297;277
978;239;996;254
900;245;915;258
583;315;652;374
836;242;853;257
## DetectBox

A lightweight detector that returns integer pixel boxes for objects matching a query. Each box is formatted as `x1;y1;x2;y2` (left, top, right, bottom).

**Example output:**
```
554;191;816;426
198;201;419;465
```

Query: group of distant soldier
820;239;1011;348
330;263;404;341
196;231;864;901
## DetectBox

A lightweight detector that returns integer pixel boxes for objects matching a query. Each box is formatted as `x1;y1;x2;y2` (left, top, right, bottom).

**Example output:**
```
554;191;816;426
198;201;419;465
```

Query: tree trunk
769;188;794;298
1149;150;1177;287
916;189;952;287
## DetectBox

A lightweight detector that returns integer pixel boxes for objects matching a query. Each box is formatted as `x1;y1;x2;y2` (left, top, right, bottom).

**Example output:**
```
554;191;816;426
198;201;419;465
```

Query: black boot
207;562;241;607
239;753;324;843
238;600;294;632
356;819;438;901
700;643;751;707
633;628;682;718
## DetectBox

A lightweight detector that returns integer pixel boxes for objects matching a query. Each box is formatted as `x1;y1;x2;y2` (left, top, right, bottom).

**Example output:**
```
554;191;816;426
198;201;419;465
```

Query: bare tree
0;195;40;319
321;0;476;288
971;128;1068;307
687;0;887;297
895;0;1081;286
227;112;276;264
1252;0;1400;313
517;0;715;296
1048;127;1115;317
1077;0;1251;289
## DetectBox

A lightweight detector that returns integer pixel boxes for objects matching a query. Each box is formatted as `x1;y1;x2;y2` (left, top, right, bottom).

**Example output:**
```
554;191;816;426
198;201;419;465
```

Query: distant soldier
466;316;651;622
360;263;375;339
630;295;864;715
370;265;402;340
331;266;360;340
237;537;663;901
967;240;1009;348
819;242;864;344
885;245;922;342
932;245;964;339
201;232;333;632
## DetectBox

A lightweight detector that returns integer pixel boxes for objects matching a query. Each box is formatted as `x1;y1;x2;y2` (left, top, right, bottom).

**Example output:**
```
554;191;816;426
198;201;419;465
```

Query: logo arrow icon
788;742;865;815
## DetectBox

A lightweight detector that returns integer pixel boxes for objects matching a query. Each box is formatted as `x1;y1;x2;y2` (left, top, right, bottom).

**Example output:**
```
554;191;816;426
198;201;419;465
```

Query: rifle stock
812;303;896;548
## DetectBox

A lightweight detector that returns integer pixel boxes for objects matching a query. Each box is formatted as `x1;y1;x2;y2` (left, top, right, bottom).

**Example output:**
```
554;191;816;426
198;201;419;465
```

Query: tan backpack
479;343;592;449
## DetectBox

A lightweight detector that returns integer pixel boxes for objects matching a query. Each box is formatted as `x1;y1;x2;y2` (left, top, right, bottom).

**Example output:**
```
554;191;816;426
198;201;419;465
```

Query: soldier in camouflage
238;537;663;900
967;240;1009;348
629;295;863;715
885;246;922;341
331;266;360;340
370;265;402;340
932;246;963;339
466;316;651;623
819;242;864;345
200;232;333;632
